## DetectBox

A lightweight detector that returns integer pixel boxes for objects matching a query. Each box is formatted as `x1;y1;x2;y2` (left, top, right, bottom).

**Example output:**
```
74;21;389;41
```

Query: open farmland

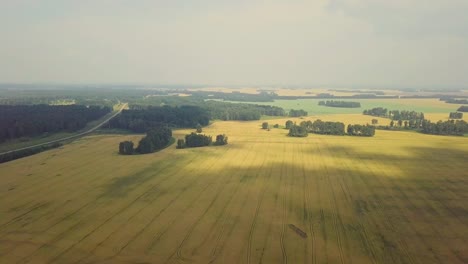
0;116;467;263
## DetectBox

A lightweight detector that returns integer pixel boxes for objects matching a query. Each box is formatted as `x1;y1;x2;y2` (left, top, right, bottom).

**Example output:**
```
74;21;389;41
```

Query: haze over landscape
1;0;468;88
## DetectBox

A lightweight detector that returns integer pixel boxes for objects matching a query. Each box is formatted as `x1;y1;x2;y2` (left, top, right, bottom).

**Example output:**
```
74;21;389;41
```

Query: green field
228;98;464;115
0;115;467;263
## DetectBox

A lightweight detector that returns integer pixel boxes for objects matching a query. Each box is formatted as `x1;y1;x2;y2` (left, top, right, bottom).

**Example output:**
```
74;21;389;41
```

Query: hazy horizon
1;1;467;88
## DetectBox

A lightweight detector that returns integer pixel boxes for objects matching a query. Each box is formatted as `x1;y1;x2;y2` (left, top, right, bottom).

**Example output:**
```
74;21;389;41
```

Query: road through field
0;116;467;263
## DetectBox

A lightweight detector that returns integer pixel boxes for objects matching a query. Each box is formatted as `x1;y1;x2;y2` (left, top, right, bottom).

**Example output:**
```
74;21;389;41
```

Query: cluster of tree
178;133;212;148
421;120;468;136
110;105;210;133
318;100;361;108
0;142;62;164
0;105;111;142
458;106;468;112
449;112;463;119
347;124;375;136
288;125;308;137
136;127;173;154
118;127;173;155
289;109;308;117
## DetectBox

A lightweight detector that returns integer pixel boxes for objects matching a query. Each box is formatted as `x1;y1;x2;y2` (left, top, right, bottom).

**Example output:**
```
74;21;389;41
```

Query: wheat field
0;115;467;263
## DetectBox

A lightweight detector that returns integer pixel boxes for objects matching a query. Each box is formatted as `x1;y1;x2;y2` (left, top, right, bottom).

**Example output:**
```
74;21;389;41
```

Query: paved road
0;103;127;156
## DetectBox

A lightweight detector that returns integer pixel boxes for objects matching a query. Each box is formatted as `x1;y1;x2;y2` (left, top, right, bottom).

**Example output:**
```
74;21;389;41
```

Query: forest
318;100;361;108
0;105;111;142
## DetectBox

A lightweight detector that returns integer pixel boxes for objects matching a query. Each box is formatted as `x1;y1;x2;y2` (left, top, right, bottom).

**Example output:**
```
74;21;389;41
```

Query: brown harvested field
0;116;467;263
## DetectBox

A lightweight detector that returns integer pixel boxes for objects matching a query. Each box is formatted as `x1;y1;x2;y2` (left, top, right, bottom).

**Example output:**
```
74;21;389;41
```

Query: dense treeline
421;120;468;136
347;124;375;136
0;142;62;164
177;133;228;148
0;105;111;142
458;106;468;112
318;100;361;108
136;127;173;154
449;112;463;119
289;109;308;117
110;105;210;132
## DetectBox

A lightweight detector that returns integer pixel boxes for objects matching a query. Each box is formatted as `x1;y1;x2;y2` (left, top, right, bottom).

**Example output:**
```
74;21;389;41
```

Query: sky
0;0;467;88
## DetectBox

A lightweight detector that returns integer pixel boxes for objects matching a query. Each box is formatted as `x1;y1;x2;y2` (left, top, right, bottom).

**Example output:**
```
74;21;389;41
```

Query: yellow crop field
0;116;467;263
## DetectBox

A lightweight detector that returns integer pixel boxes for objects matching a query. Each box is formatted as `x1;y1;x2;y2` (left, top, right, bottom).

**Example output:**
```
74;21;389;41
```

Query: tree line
286;119;375;137
118;126;173;155
318;100;361;108
0;105;111;142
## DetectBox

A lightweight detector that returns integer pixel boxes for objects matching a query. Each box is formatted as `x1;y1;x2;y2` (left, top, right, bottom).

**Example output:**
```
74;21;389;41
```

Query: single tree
176;139;186;149
262;122;269;129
